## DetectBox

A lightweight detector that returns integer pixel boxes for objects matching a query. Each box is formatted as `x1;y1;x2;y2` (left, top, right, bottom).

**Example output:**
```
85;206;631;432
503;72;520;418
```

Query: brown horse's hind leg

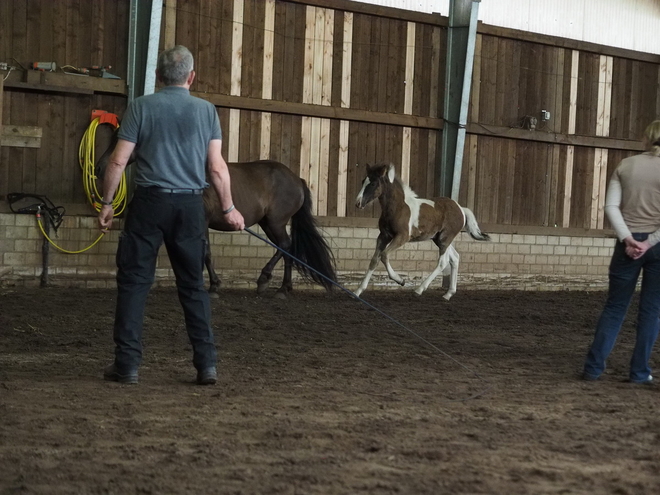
257;222;292;297
205;232;221;298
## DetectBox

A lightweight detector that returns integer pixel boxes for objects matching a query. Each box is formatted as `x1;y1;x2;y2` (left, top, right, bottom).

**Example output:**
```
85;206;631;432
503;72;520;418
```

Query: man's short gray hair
157;45;194;86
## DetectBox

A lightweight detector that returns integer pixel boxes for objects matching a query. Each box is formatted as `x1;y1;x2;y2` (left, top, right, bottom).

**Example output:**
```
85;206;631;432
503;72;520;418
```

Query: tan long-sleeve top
605;153;660;246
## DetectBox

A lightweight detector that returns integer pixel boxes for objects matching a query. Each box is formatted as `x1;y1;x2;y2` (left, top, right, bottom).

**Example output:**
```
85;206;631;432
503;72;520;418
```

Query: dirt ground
1;285;659;494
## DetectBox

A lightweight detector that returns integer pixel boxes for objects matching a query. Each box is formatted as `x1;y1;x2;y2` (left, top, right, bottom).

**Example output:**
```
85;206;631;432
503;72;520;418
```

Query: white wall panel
357;0;660;54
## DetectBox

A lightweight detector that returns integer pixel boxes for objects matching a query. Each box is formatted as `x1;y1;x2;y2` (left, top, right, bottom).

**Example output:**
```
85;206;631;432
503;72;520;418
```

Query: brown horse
354;163;490;300
97;137;336;297
203;160;336;296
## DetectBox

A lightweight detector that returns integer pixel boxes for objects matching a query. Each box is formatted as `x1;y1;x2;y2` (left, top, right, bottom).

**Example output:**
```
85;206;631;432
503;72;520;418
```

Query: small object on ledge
32;62;57;72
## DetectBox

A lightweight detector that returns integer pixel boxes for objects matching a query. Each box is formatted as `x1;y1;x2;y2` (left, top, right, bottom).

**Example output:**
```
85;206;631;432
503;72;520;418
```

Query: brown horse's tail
290;180;337;291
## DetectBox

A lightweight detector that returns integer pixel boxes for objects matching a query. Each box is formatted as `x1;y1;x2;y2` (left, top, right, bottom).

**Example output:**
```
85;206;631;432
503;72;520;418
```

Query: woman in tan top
583;120;660;384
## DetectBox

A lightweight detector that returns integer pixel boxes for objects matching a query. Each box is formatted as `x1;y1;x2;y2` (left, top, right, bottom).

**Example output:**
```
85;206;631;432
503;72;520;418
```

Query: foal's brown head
355;163;397;209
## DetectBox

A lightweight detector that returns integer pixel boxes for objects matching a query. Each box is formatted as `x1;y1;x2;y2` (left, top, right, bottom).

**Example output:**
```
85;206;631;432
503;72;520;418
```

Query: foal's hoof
208;288;220;299
274;291;288;300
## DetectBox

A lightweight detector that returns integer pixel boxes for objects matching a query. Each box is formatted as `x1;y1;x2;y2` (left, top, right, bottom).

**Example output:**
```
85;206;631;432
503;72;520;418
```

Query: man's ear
187;70;196;86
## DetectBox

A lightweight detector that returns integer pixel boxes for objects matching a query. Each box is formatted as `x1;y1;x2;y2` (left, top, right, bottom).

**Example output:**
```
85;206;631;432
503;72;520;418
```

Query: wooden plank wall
0;0;129;207
2;0;659;236
462;30;658;231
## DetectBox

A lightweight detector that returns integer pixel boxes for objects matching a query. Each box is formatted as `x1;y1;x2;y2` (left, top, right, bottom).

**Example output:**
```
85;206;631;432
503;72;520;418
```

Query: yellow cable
36;213;105;254
78;118;127;216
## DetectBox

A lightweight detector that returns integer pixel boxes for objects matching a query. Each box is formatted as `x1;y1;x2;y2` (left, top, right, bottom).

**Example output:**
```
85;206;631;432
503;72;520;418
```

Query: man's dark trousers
112;187;216;373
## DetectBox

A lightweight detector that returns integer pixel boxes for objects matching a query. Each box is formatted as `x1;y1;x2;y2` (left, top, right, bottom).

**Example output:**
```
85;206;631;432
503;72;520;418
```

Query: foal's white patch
355;177;370;206
402;183;434;235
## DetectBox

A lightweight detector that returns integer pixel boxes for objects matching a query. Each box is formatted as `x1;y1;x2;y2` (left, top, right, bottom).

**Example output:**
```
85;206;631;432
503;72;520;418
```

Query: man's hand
224;208;245;231
98;205;114;232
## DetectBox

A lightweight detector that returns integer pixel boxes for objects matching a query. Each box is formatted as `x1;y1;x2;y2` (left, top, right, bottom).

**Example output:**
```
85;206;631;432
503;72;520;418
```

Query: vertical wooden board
217;0;234;95
389;18;406;115
429;26;442;119
412;22;427;117
269;112;282;161
510;141;525;225
494;37;507;127
366;15;380;113
271;1;286;102
239;0;254;98
469;33;482;123
526;44;541;123
329;10;344;107
12;0;28;63
498;138;515;225
546;144;561;228
26;0;41;64
626;61;641;139
414;129;430;197
406;127;419;190
637;62;658;137
278;1;297;102
77;0;93;66
35;94;58;200
345;121;361;217
376;17;389;114
196;0;213;93
349;14;366;111
569;147;594;229
326;119;340;216
0;80;6;197
280;113;293;170
0;0;10;59
489;137;501;223
23;94;39;196
90;0;104;65
540;46;557;133
114;0;129;79
103;0;119;75
479;36;497;125
39;0;54;61
290;3;307;104
609;57;629;139
551;47;564;135
473;136;486;222
7;93;24;195
515;42;530;123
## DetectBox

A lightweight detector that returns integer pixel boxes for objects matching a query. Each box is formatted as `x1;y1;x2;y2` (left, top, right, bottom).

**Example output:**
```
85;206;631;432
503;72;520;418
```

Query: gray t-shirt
117;86;222;189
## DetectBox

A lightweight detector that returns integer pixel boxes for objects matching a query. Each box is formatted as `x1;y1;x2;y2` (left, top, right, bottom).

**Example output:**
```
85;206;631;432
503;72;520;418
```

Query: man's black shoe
104;363;139;384
197;367;217;385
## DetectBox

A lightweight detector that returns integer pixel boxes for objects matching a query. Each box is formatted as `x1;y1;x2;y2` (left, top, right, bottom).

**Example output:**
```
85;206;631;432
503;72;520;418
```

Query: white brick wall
0;213;617;292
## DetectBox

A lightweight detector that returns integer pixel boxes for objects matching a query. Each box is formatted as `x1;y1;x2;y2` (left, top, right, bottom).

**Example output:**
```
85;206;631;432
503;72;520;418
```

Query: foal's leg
205;231;222;298
414;248;450;296
379;235;410;286
355;235;389;297
442;244;460;301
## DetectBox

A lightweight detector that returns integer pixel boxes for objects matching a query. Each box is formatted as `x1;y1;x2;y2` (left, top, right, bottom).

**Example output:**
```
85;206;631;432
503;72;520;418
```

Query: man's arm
98;139;135;231
207;139;244;230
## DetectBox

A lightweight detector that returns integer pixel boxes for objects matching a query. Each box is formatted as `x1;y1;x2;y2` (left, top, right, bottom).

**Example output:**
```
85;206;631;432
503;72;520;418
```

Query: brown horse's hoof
256;283;270;294
208;291;220;299
274;291;288;300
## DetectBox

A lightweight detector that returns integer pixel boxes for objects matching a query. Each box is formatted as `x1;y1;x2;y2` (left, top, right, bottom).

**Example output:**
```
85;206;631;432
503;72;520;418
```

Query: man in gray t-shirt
98;45;244;386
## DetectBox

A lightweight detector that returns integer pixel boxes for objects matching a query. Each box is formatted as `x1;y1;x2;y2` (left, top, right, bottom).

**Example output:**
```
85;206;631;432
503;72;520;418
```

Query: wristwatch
99;198;113;206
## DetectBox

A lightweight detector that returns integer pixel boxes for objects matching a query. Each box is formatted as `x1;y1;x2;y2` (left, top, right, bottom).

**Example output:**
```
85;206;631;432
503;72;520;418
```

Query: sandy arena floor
1;286;659;494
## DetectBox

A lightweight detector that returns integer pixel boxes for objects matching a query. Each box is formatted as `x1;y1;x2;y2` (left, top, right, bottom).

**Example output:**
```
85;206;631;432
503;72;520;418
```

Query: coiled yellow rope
36;211;105;254
78;117;127;216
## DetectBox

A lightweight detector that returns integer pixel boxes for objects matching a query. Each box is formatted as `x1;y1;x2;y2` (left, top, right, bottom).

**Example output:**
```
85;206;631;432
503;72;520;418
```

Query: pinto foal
354;163;490;300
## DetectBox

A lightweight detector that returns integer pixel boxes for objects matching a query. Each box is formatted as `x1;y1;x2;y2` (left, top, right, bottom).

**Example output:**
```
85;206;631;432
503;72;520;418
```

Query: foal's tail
290;181;337;291
462;207;491;241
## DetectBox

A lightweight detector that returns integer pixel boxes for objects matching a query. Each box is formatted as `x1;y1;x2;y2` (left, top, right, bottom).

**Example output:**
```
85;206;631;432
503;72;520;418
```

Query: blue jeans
112;188;216;373
584;233;660;382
